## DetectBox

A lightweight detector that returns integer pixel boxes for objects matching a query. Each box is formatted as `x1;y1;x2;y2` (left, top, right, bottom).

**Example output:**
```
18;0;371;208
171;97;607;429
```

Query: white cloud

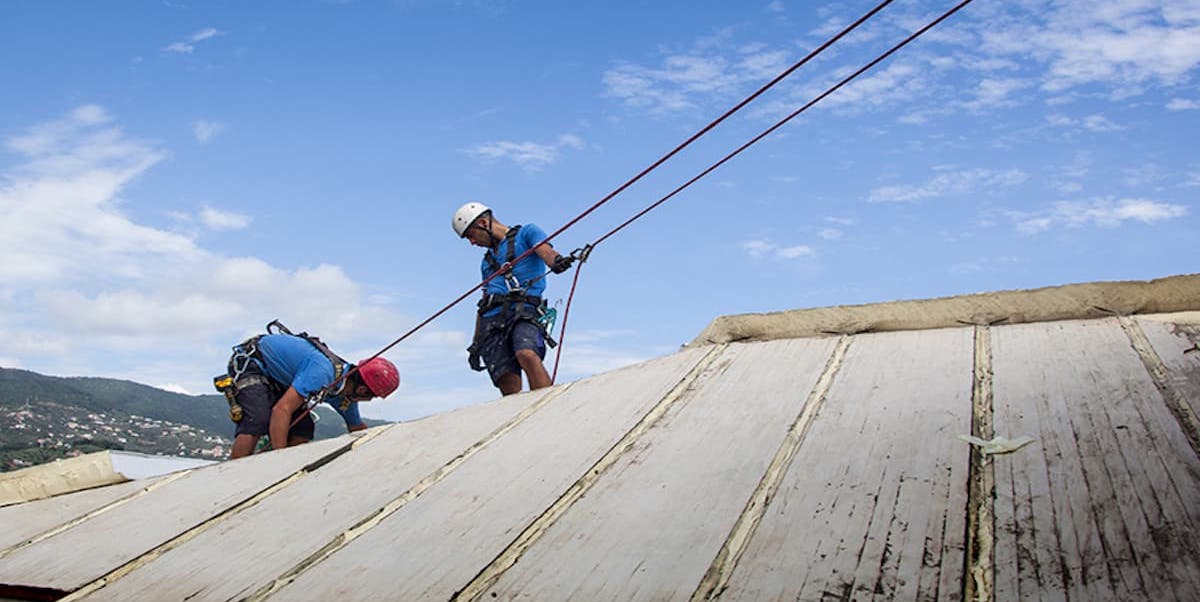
164;27;221;54
199;206;251;231
818;228;843;240
602;39;793;114
741;238;814;260
603;1;1200;124
0;106;410;394
869;168;1029;203
1167;98;1200;110
461;134;585;171
962;77;1031;111
1014;197;1188;233
1082;114;1124;132
192;120;227;143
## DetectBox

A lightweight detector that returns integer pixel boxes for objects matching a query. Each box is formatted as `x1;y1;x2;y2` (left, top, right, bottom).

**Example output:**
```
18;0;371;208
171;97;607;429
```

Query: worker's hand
467;346;485;371
550;254;575;274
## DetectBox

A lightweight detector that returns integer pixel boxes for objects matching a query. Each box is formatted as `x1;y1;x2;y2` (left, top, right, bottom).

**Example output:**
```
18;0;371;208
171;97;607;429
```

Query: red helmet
357;357;400;398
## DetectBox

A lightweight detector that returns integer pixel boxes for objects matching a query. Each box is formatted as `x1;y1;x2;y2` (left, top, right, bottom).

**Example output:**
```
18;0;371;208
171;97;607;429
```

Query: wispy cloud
199;207;251;231
603;43;790;114
192;120;227;143
741;238;814;260
604;1;1200;123
1167;98;1199;110
461;134;585;171
1082;114;1124;132
1013;197;1188;234
164;27;221;54
869;168;1029;203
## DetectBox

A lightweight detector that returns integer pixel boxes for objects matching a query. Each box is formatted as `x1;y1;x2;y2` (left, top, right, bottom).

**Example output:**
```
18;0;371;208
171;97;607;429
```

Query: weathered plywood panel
476;338;838;600
0;435;351;591
0;477;164;551
0;451;128;506
271;346;722;601
1137;315;1200;423
719;327;974;601
991;318;1200;601
74;389;549;601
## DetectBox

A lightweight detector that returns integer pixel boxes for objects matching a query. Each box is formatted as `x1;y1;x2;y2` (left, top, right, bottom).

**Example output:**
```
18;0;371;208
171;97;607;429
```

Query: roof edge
689;273;1200;346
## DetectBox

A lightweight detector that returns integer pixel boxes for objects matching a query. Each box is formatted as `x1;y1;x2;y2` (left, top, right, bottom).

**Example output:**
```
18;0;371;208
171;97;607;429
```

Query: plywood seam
56;428;390;601
451;344;729;602
0;471;191;560
964;324;995;602
246;385;574;602
1119;316;1200;459
691;336;852;601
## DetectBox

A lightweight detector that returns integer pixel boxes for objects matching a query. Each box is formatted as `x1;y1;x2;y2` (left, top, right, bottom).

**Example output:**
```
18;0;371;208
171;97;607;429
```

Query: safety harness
478;225;558;347
213;320;355;422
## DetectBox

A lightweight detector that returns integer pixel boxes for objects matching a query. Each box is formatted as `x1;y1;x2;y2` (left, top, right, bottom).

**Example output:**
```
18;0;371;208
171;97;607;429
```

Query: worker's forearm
269;406;292;451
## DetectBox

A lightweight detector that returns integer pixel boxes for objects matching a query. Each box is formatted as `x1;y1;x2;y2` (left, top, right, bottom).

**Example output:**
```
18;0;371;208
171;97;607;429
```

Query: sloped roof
1;274;1198;601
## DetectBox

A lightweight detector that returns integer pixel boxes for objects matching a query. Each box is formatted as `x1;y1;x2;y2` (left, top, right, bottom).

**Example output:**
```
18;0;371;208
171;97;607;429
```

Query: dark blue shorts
230;361;314;440
479;317;546;386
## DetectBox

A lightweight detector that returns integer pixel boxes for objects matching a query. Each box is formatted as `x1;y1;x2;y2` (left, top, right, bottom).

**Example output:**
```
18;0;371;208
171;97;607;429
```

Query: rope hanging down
294;0;973;424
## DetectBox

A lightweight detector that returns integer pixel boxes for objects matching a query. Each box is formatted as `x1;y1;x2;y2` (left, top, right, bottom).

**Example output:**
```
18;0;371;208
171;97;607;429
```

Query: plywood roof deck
1;274;1197;601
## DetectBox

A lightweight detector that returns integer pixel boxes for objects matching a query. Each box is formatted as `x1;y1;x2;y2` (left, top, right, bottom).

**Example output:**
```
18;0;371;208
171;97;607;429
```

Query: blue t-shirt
480;223;551;299
255;334;364;429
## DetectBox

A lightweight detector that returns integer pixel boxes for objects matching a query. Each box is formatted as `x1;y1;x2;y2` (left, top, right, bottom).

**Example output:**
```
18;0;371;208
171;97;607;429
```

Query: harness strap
483;225;524;294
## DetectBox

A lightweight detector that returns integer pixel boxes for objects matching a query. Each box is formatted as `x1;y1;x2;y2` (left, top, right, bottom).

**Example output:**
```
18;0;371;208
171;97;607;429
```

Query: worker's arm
335;400;367;432
535;241;573;273
269;386;305;452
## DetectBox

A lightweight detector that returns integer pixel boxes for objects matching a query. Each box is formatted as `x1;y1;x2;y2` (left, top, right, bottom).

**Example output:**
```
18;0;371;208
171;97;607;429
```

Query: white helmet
452;202;491;238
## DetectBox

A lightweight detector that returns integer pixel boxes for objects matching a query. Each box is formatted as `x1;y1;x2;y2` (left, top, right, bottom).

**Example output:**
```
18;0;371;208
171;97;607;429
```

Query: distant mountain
0;367;389;472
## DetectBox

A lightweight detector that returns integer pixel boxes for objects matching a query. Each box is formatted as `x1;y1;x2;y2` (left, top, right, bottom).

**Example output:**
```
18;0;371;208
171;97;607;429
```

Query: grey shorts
479;318;546;386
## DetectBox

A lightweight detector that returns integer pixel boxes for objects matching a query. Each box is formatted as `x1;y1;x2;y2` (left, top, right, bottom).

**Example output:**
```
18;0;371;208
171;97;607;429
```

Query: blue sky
1;0;1196;421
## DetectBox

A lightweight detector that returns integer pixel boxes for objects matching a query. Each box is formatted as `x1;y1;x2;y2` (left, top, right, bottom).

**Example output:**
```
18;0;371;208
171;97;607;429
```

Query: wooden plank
0;451;129;506
267;345;737;601
72;388;549;601
0;435;352;591
465;338;838;601
718;327;974;601
990;318;1200;601
1134;315;1200;450
0;477;164;551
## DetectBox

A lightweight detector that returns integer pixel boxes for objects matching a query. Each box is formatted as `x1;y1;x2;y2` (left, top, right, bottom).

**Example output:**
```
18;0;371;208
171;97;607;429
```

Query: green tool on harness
538;305;558;336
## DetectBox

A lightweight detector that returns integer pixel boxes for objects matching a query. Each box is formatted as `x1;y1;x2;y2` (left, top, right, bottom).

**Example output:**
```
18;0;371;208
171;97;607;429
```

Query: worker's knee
514;348;543;364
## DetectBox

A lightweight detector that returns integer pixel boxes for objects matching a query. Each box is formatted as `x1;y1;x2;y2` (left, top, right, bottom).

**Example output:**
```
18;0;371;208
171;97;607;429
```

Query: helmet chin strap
484;213;499;248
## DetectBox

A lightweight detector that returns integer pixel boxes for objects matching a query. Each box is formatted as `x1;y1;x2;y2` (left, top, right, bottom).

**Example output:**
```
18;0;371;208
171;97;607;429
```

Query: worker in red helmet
219;322;399;458
453;202;576;396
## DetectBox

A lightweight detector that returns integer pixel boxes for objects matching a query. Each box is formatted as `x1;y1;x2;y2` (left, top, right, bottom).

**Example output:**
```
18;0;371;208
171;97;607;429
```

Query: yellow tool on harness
213;374;243;422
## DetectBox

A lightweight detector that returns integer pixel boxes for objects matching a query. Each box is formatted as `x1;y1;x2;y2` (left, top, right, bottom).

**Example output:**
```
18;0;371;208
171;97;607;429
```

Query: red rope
549;260;585;385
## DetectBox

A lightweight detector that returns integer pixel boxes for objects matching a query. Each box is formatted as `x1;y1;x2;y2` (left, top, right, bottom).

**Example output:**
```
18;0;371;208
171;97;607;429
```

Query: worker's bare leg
231;434;259;459
516;349;552;390
497;372;523;395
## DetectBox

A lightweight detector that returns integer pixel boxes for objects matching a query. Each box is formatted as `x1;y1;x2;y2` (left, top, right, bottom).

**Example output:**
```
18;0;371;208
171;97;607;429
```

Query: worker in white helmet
452;202;575;395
